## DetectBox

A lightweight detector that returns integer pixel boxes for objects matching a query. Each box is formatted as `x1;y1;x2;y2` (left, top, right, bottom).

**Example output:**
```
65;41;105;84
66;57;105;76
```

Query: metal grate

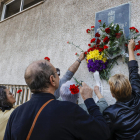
0;84;32;105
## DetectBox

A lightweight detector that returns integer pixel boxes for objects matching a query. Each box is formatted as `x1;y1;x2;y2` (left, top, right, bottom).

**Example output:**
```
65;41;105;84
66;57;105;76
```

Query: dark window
23;0;42;10
5;0;21;19
1;0;43;21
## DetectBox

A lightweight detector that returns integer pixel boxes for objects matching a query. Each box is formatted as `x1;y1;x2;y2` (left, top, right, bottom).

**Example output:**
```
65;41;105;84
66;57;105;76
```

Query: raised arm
68;52;85;73
54;53;85;99
128;39;135;61
74;83;110;140
128;39;140;95
94;86;108;113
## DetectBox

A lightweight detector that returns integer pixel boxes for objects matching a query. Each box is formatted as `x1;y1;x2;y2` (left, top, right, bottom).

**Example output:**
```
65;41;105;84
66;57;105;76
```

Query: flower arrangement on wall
68;20;140;81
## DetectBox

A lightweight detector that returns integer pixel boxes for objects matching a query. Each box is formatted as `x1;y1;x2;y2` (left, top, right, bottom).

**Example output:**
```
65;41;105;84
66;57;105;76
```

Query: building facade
0;0;139;105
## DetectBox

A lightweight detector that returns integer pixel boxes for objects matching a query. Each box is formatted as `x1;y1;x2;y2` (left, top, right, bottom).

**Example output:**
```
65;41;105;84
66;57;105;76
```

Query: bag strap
26;99;54;140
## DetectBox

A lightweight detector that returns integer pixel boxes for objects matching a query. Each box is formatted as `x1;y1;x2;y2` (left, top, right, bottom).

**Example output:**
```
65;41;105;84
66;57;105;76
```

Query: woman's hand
128;39;135;51
94;85;103;100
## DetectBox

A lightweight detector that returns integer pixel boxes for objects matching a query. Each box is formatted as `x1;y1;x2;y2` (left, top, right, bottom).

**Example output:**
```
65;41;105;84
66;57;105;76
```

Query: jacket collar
31;92;56;100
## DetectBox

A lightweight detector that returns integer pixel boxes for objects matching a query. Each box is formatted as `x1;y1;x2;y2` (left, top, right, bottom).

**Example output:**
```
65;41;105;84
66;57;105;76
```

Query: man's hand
94;86;103;100
78;52;85;61
80;82;93;101
128;39;135;51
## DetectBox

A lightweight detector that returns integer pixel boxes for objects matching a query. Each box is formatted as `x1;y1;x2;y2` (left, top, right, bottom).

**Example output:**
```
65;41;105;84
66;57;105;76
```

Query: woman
95;39;140;140
0;86;17;140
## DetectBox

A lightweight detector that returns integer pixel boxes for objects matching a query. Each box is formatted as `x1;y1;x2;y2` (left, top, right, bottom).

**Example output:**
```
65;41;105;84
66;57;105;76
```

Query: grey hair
60;81;79;104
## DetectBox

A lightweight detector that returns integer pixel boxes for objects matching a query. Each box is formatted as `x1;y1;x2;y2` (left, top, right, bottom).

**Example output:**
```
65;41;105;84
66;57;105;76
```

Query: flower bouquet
68;20;140;81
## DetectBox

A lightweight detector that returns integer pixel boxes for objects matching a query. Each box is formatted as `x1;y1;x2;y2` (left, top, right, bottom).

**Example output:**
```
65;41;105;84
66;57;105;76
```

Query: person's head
24;60;60;93
108;74;132;101
60;81;79;104
0;86;16;109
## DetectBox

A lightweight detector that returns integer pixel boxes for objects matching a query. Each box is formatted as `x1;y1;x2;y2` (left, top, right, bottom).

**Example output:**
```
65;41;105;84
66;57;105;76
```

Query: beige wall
0;0;140;105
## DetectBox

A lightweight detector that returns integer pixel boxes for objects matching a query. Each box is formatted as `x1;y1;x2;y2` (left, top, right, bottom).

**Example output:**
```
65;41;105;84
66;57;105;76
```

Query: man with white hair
60;81;108;113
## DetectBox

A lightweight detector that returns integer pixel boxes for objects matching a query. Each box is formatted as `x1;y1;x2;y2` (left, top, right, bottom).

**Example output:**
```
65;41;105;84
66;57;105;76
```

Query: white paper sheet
93;71;103;103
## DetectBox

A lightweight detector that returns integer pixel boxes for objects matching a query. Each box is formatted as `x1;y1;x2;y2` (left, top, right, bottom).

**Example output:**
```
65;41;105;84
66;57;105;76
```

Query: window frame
1;0;42;21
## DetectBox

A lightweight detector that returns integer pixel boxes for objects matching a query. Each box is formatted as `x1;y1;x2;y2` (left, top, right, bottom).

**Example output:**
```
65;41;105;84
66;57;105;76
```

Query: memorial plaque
95;3;130;38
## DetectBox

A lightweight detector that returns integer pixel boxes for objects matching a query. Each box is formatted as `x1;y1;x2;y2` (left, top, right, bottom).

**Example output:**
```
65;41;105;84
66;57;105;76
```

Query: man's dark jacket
103;60;140;140
4;93;110;140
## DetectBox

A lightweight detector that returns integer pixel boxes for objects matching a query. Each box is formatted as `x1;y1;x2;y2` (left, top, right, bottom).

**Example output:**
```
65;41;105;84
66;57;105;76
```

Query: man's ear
50;75;56;86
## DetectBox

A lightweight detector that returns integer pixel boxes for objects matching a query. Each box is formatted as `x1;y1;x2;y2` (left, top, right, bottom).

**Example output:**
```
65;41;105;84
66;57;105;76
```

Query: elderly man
4;58;110;140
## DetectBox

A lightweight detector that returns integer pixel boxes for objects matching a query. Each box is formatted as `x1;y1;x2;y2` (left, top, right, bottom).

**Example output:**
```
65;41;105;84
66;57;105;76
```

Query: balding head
24;60;55;93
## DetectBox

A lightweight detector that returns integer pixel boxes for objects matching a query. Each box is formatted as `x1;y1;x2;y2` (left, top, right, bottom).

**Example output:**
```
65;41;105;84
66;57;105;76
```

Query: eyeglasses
55;68;60;76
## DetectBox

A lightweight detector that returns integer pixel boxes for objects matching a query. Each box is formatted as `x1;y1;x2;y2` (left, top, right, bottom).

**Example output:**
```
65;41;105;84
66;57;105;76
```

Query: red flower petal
103;36;109;43
90;38;96;43
105;28;110;34
69;84;79;94
44;57;50;62
136;29;139;33
95;32;100;37
103;45;108;49
96;39;101;45
86;29;90;33
129;27;136;30
84;52;87;55
17;89;22;93
98;20;101;22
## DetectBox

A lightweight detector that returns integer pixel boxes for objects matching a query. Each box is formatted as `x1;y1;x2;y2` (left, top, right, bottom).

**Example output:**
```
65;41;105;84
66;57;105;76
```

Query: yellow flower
86;49;107;63
103;58;107;62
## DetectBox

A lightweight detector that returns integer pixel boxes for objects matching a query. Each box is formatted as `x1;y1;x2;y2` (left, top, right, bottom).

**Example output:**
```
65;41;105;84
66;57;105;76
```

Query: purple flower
87;59;108;72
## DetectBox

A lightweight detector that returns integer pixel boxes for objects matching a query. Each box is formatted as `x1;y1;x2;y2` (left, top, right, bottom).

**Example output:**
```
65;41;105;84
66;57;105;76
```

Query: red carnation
98;20;101;23
129;27;136;30
88;44;91;47
95;32;100;37
99;48;104;52
69;84;79;94
44;57;50;62
116;33;122;39
138;41;140;44
86;29;90;33
96;39;101;45
136;29;139;33
84;52;87;55
87;48;93;52
91;26;95;28
75;53;77;55
103;36;109;43
134;45;140;51
105;28;110;34
104;45;108;49
17;89;22;93
90;38;96;43
137;53;140;56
